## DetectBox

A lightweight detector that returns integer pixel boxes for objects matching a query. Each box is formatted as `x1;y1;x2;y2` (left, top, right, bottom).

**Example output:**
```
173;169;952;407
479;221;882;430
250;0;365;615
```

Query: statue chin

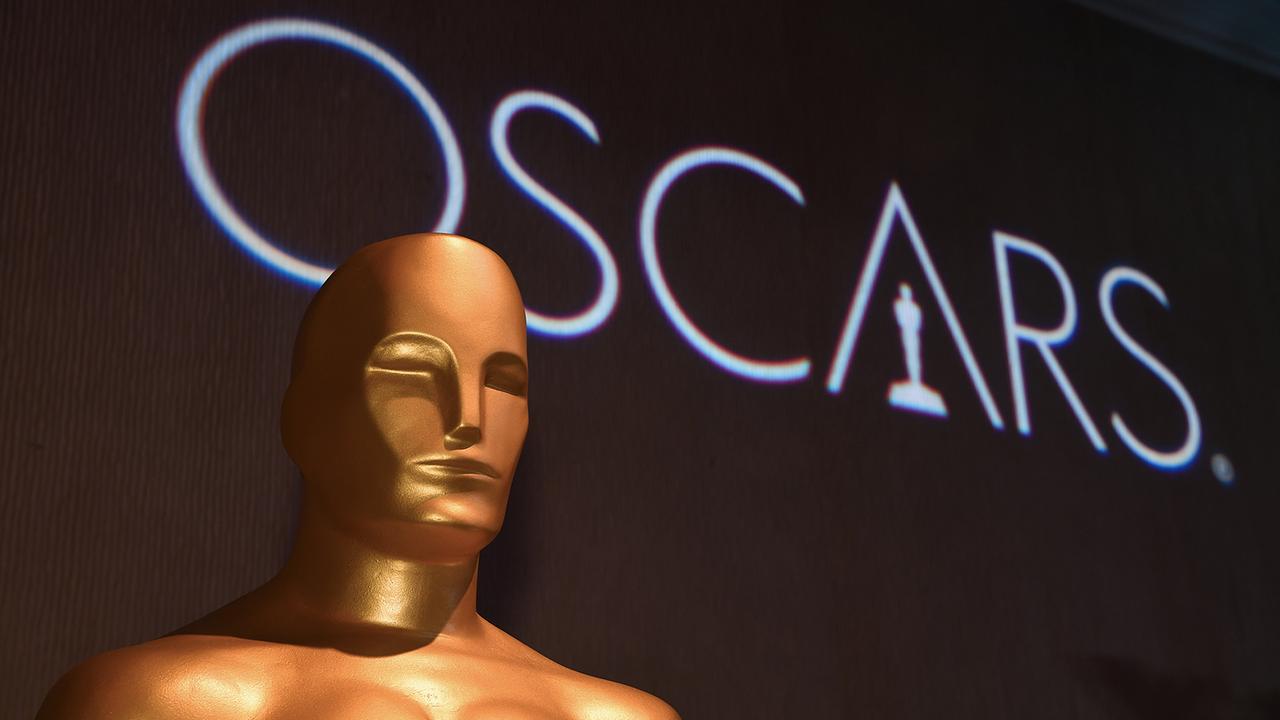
35;234;679;720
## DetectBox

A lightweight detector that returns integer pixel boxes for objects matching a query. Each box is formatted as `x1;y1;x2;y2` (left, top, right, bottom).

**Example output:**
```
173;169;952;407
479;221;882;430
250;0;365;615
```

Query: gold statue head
281;233;528;563
35;233;680;720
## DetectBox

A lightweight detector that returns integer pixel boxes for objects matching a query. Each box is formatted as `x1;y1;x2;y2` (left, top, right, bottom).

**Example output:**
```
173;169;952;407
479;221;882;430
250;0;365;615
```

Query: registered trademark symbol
1210;453;1235;485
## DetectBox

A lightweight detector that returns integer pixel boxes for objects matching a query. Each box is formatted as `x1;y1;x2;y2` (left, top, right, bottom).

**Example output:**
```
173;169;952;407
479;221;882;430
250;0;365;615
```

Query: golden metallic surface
37;234;678;720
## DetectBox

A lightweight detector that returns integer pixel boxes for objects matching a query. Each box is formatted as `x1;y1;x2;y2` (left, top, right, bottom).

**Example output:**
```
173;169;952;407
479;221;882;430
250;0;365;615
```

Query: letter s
1099;267;1202;469
490;90;618;338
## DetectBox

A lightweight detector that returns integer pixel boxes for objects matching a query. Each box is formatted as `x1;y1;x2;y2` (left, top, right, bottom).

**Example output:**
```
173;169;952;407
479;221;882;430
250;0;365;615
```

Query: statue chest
267;659;573;720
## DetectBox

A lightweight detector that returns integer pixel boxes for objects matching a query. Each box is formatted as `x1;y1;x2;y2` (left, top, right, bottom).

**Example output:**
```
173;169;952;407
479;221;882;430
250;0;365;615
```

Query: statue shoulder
478;619;679;719
563;674;680;720
36;634;279;720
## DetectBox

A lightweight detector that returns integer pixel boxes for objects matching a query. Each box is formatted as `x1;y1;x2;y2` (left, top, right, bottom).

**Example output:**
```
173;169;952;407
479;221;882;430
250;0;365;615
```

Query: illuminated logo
175;19;464;287
176;18;1211;476
888;283;947;418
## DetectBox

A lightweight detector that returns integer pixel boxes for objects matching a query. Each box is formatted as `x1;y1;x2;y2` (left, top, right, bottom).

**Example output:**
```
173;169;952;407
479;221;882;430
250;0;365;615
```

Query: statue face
284;235;529;559
360;326;528;542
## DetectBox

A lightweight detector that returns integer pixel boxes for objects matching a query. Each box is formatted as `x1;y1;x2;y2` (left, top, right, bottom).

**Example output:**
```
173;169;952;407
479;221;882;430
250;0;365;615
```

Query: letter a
825;182;1005;430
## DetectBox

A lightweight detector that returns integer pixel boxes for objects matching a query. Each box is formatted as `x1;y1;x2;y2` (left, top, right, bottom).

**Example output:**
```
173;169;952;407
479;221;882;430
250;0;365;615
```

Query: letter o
176;18;465;286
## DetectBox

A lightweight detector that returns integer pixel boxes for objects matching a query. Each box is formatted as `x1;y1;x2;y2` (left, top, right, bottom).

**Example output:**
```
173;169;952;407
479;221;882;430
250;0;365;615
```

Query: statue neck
271;499;483;643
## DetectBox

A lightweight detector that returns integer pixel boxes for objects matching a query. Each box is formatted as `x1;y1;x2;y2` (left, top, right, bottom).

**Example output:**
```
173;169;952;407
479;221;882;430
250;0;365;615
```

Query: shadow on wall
473;429;540;627
1077;655;1280;720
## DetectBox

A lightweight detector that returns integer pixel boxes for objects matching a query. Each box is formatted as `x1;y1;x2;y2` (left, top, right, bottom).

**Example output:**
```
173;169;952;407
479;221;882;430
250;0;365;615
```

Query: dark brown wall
2;1;1278;718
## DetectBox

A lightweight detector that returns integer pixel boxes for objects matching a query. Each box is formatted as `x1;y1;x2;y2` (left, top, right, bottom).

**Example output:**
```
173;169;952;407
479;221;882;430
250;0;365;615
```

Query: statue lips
412;456;500;481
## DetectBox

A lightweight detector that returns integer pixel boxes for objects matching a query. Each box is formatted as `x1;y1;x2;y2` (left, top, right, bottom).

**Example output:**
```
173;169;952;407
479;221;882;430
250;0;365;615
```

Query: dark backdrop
2;1;1278;718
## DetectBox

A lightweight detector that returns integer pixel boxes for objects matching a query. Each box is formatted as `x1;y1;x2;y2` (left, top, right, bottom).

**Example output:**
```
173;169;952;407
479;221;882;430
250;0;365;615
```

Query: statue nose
444;424;481;450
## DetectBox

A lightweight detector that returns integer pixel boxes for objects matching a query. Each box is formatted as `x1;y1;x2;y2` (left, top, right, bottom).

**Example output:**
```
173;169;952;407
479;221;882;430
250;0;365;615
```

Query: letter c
639;147;809;383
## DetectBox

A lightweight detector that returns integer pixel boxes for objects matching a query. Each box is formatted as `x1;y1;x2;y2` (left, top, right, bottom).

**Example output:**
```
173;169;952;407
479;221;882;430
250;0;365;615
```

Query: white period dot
1210;453;1235;485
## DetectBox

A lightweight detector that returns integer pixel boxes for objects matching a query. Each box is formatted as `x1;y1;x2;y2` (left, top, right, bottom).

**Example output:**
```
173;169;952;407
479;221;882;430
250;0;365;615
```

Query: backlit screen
2;1;1278;717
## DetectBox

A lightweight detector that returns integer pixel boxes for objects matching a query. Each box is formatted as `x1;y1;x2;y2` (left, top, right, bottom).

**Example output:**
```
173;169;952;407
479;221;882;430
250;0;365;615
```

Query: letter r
994;231;1107;452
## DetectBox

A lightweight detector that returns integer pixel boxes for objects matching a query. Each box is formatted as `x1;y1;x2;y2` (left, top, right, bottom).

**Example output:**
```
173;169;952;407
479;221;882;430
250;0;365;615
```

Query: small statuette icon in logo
887;282;948;417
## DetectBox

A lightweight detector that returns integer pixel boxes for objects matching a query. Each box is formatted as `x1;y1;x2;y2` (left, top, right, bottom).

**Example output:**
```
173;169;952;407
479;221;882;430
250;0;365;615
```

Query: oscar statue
887;282;947;417
37;234;678;720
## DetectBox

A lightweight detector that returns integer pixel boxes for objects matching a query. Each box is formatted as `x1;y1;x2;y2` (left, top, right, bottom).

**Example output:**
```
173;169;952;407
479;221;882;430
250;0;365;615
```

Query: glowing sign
176;18;1211;474
886;283;948;417
491;91;618;337
176;18;465;286
826;184;1005;429
639;147;809;383
995;231;1107;452
1099;267;1202;468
